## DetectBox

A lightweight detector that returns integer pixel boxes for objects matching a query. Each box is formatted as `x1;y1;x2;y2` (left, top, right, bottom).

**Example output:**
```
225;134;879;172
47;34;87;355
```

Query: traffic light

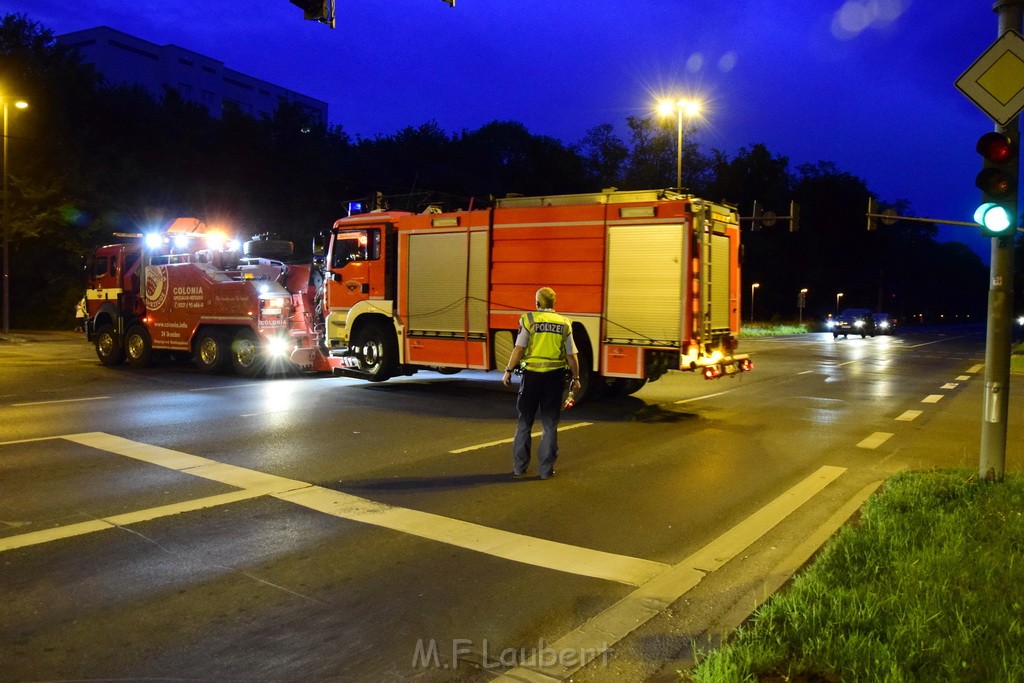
867;197;878;231
290;0;333;26
974;131;1018;237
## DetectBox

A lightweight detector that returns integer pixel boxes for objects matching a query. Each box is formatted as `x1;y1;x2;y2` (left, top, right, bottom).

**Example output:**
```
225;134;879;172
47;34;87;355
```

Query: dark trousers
513;369;566;477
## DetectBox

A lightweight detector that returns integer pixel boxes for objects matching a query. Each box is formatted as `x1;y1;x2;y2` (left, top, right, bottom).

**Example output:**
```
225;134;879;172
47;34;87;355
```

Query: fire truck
85;189;751;398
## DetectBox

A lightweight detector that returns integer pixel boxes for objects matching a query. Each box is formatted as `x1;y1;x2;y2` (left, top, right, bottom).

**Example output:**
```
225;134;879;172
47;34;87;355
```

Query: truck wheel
95;324;125;366
231;328;265;378
194;331;230;374
125;324;152;367
351;322;397;381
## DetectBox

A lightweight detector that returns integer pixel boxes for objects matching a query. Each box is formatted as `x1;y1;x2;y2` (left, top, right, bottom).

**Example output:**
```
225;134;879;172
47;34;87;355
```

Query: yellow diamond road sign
957;30;1024;126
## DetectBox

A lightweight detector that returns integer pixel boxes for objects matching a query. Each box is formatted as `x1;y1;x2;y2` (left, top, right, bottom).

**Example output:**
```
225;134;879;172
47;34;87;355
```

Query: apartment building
57;26;328;124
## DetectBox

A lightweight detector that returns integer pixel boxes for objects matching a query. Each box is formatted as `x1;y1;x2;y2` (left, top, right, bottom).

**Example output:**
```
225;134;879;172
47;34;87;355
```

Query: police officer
502;287;581;479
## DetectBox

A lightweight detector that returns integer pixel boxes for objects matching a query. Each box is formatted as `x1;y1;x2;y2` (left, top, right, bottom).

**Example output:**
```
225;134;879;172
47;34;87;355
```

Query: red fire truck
85;189;751;398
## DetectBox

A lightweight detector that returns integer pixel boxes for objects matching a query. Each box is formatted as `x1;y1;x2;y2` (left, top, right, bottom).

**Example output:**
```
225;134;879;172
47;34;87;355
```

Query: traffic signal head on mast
974;131;1018;237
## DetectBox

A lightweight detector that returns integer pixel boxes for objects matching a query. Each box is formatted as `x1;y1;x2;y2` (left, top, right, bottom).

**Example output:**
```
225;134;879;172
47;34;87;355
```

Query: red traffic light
977;131;1015;163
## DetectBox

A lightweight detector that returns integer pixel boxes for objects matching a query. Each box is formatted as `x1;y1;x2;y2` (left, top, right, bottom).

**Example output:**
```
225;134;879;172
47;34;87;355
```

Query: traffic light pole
979;0;1024;482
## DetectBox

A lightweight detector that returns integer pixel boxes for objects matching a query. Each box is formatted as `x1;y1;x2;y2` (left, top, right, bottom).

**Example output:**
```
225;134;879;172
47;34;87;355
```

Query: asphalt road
1;326;1020;682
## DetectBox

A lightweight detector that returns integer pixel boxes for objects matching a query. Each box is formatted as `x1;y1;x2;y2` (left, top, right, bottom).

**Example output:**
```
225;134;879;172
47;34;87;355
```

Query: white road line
967;364;984;374
10;396;110;407
15;433;664;586
940;383;959;390
493;465;848;682
450;422;592;454
922;394;944;404
857;432;893;449
895;410;923;422
275;486;668;586
674;389;732;404
956;375;971;381
0;490;267;553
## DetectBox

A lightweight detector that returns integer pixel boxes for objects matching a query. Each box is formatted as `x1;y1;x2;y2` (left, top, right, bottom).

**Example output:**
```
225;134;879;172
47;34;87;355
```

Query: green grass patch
739;323;812;337
690;470;1024;682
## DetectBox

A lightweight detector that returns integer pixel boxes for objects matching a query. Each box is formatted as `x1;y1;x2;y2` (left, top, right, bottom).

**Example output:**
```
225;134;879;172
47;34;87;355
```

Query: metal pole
675;108;683;189
980;0;1024;482
2;101;9;334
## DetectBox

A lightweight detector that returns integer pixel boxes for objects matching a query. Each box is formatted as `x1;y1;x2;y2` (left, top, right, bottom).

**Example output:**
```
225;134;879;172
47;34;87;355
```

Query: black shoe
512;471;526;477
540;470;555;480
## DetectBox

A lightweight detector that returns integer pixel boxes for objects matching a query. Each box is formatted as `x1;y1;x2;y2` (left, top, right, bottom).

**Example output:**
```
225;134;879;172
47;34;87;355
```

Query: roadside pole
980;0;1024;482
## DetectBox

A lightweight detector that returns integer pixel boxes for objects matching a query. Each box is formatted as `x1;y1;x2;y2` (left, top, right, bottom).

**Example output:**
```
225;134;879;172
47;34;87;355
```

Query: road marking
895;410;923;421
0;490;268;553
493;465;848;682
674;389;733;404
10;433;664;586
940;383;959;390
449;422;592;454
9;396;109;407
967;364;984;374
956;375;971;381
276;486;668;586
857;432;893;449
922;394;944;404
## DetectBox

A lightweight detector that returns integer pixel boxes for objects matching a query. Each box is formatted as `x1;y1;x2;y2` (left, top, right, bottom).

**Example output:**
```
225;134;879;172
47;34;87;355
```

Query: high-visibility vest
520;310;571;372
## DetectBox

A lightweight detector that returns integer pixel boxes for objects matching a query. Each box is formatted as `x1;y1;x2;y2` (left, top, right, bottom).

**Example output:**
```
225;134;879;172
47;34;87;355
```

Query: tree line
0;12;992;328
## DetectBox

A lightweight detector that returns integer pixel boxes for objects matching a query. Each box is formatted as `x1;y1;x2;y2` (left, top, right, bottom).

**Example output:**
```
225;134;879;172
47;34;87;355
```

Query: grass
689;470;1024;682
739;323;813;337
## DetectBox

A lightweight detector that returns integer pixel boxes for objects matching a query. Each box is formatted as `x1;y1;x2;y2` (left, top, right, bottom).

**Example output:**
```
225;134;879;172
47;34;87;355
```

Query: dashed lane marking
10;396;110;407
895;410;923;422
449;422;592;454
940;383;959;390
857;432;893;449
922;394;944;404
956;375;971;381
967;364;984;374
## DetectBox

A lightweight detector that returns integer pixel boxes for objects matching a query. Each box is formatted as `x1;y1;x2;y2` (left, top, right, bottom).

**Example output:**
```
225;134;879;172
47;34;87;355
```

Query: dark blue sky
24;0;1005;259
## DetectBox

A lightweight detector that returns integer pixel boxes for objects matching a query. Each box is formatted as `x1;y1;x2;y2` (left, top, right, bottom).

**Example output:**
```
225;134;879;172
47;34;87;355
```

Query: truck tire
351;322;397;382
231;328;265;378
124;324;152;367
95;324;125;366
194;330;230;374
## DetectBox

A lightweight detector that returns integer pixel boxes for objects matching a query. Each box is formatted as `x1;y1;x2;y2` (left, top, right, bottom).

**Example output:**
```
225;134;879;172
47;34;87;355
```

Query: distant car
833;308;876;338
873;313;895;334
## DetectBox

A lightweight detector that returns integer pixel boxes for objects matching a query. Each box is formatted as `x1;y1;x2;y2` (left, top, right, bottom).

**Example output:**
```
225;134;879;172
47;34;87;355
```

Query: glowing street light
836;291;844;315
798;288;808;324
2;96;28;334
750;282;760;323
657;97;701;189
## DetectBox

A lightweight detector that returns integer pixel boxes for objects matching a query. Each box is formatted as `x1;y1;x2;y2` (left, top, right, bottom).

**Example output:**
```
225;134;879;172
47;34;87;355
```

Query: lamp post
2;97;28;334
798;288;808;324
835;292;844;315
750;282;760;323
657;97;701;189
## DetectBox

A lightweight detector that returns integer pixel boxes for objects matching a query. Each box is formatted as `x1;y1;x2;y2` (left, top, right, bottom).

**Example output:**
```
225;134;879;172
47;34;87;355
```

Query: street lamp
657;97;701;189
798;288;808;324
836;292;844;315
750;282;760;323
2;96;28;334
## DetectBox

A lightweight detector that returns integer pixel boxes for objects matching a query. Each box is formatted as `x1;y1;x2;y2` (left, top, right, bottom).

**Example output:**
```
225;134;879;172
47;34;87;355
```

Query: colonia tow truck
85;189;752;399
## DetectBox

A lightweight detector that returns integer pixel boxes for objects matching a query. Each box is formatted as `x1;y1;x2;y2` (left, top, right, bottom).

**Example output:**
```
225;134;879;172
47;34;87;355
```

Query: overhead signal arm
290;0;453;27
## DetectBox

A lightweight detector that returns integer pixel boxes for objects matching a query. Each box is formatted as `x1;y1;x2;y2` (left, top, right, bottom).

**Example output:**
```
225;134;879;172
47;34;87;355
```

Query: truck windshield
331;229;380;268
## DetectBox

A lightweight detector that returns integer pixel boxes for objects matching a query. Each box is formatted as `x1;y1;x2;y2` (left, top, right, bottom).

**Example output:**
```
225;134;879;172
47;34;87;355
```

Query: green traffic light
975;202;1013;234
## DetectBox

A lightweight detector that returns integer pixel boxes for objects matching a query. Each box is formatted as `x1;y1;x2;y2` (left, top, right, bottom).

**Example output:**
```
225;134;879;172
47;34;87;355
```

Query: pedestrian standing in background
74;296;87;332
501;287;581;480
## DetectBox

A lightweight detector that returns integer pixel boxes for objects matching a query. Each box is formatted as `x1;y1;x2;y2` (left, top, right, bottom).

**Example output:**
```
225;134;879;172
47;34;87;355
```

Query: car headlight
266;336;293;357
854;320;864;328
